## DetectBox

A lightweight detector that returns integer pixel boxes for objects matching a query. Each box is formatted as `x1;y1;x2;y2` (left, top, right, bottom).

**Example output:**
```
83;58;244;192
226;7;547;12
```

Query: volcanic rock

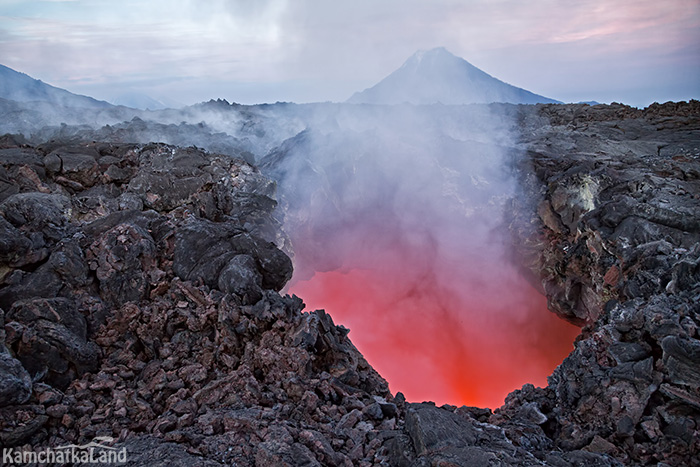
0;351;32;407
0;100;698;466
0;137;393;466
7;297;100;388
500;100;700;466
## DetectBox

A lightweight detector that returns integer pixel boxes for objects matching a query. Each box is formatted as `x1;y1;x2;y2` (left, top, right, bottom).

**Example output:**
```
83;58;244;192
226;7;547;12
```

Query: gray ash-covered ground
0;100;698;466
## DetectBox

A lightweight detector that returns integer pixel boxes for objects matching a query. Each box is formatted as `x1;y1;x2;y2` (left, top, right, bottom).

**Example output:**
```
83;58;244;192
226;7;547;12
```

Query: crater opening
265;105;582;408
288;218;580;408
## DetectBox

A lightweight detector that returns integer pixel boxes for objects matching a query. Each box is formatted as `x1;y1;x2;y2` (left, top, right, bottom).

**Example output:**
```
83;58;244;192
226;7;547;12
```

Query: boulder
6;298;100;388
86;223;158;307
0;352;32;407
173;217;292;293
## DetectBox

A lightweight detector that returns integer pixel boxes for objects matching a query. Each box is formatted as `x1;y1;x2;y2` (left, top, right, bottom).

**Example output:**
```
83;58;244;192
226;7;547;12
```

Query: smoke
263;103;580;408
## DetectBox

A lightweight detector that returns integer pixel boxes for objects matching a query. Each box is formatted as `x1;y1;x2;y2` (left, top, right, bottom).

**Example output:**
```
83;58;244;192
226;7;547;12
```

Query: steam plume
263;103;579;408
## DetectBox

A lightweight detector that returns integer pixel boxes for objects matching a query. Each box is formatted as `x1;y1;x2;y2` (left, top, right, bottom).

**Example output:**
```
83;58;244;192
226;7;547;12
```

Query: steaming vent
261;103;579;408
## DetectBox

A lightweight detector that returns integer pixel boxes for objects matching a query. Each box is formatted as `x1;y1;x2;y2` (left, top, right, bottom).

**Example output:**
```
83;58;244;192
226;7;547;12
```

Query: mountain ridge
0;64;113;109
347;47;560;105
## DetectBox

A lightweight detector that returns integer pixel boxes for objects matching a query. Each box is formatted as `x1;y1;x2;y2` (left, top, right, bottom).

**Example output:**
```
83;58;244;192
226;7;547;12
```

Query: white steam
257;102;579;407
260;103;519;280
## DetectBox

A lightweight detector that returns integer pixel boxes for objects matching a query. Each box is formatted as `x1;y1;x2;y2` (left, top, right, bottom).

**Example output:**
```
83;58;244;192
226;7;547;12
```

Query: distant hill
347;47;559;105
0;64;113;109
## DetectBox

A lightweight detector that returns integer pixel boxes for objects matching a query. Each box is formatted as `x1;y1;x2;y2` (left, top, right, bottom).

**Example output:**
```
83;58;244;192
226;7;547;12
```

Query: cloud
0;0;697;105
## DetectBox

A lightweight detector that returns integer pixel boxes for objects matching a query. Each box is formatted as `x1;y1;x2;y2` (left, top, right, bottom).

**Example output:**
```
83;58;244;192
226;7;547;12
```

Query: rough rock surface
0;100;698;466
499;100;700;466
0;138;395;466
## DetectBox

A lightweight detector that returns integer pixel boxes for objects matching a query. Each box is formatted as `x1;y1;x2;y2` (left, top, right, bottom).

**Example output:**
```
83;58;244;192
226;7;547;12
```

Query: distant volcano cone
347;47;559;105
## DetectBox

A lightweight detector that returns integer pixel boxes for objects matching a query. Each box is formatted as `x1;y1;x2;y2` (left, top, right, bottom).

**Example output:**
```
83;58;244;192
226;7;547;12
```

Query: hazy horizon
1;0;698;108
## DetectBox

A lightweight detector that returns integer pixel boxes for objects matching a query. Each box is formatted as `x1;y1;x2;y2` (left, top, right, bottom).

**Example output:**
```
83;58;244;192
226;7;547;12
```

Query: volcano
347;47;559;105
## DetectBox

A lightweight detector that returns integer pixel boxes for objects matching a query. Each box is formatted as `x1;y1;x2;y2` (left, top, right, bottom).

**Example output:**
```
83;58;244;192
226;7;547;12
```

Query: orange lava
290;242;580;409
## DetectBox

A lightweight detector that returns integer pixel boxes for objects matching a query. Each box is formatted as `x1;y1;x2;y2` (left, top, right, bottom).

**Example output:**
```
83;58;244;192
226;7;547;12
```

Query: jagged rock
256;440;321;467
108;435;221;467
173;217;292;293
0;404;48;447
217;254;263;304
506;100;700;465
46;237;91;289
126;143;276;222
82;209;162;239
0;147;44;168
86;222;158;307
0;352;32;407
52;150;100;187
0;136;393;465
0;216;31;266
6;298;100;388
607;341;651;364
661;335;700;388
401;402;547;466
0;236;92;311
0;148;46;202
0;192;71;244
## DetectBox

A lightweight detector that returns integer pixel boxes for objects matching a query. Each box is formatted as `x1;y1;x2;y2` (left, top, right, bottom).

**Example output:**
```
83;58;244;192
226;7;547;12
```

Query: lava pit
289;224;580;408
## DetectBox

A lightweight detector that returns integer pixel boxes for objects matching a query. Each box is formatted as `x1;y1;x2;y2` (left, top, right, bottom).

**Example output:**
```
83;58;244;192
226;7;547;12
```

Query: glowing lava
290;239;580;409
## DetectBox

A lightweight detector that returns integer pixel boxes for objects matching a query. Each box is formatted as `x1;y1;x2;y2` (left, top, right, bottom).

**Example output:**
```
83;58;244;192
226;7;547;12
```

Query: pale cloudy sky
0;0;698;107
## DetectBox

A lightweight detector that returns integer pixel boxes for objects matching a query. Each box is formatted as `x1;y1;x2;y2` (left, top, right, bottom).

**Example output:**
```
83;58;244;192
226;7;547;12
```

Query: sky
0;0;698;107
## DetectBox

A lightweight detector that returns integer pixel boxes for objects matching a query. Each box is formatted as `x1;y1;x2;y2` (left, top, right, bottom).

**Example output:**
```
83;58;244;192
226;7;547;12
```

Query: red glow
290;238;580;409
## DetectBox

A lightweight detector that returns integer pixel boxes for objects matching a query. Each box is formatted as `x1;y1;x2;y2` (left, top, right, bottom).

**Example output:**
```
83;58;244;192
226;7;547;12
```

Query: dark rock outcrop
0;339;32;407
496;100;700;466
0;138;394;466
